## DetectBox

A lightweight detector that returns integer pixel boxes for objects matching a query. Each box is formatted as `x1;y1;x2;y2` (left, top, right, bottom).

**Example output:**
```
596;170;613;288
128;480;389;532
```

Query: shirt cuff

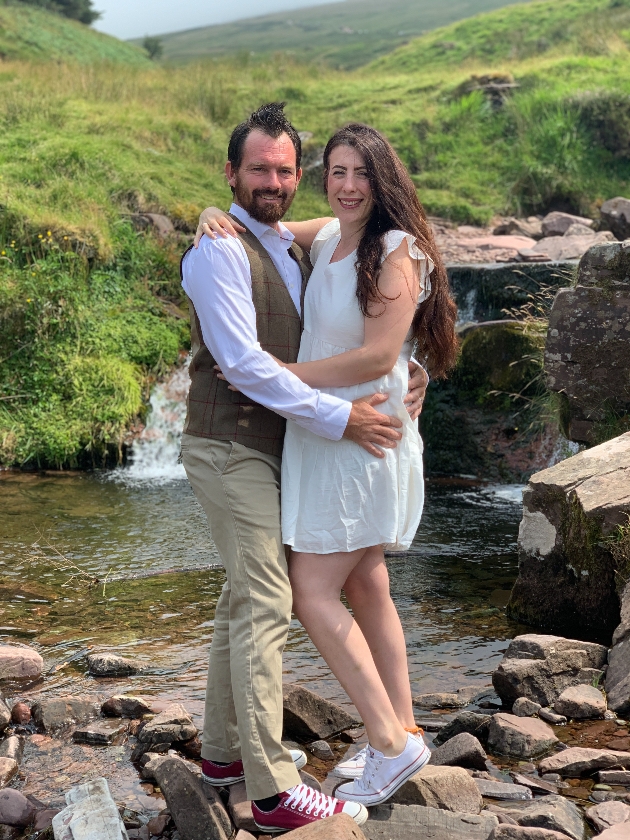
292;393;351;441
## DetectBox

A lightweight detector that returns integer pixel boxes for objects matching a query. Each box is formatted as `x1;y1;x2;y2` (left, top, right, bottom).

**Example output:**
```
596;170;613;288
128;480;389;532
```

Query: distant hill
0;4;149;63
149;0;535;69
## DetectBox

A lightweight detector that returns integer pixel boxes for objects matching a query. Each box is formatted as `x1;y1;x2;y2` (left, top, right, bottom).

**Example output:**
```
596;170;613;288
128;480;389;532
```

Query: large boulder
492;635;607;706
554;685;607;719
541;212;594;237
485;796;586;840
530;231;614;262
600;198;630;241
544;240;630;445
282;683;359;741
0;645;43;680
486;714;558;758
31;696;100;733
506;434;630;641
606;580;630;715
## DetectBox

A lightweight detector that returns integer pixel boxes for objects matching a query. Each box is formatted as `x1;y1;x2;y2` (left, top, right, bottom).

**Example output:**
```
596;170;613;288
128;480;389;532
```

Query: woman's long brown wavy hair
323;123;458;378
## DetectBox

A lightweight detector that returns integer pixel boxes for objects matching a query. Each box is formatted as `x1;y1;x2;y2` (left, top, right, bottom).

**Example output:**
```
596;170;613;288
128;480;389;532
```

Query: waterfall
119;359;191;482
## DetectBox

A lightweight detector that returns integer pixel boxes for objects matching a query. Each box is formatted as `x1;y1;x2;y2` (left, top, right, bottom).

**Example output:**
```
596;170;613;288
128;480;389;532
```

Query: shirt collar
230;203;295;249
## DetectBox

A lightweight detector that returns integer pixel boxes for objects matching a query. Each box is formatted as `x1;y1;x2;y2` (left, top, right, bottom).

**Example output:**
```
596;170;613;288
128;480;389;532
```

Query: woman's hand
194;207;246;248
404;360;429;420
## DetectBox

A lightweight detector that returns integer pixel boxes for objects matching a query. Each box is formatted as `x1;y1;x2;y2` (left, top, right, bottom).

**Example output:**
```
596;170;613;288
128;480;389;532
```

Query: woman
197;123;458;805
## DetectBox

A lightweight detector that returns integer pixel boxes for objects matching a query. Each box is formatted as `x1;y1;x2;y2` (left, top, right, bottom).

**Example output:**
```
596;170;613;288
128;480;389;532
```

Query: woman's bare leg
289;547;408;757
343;546;416;729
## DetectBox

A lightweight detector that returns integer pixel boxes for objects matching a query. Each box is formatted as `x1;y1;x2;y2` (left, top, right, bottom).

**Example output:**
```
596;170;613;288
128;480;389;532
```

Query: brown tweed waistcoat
182;216;311;458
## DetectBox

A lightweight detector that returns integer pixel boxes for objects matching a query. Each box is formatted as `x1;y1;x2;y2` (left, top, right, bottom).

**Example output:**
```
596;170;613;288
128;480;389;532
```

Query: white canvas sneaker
332;745;368;779
334;734;431;806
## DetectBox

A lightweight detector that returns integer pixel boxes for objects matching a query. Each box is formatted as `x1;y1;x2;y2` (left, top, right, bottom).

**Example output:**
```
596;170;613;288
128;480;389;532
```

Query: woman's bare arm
283;242;420;388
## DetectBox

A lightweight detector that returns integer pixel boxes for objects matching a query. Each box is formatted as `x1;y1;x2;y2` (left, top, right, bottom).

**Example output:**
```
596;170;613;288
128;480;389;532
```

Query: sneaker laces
357;746;382;791
284;784;336;818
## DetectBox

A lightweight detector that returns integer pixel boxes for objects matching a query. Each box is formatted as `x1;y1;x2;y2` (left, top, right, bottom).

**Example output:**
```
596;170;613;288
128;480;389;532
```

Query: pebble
595;784;614;791
308;740;334;760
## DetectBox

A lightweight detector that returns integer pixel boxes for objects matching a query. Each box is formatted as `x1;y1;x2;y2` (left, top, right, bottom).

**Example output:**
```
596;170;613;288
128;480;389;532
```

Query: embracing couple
180;102;458;833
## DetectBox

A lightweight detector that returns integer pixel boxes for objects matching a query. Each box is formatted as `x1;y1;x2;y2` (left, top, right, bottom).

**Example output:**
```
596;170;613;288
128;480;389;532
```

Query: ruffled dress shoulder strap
309;218;341;267
382;230;434;303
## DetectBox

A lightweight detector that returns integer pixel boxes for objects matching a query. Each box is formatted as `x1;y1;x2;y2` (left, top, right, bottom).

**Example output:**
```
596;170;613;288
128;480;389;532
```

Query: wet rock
413;687;481;709
147;814;169;836
433;712;492;747
152;756;232;840
0;760;18;789
32;809;59;833
599;771;630;785
101;695;153;718
227;781;257;832
31;696;99;733
0;703;9;737
485;796;586;840
390;765;483;814
539;709;568;725
138;752;169;780
0;737;24;764
9;703;30;725
430;732;488;770
587;801;630;832
0;789;35;827
539;748;630;777
600;197;630;241
541;212;594;237
493;635;607;707
72;719;128;746
513;699;542;718
475;780;533;801
487;714;558;758
511;774;559;795
282;683;359;741
176;735;202;760
0;645;43;680
363;803;498;840
508;441;630;639
284;813;368;838
87;652;147;677
308;739;334;760
554;686;607;720
53;778;127;840
489;828;573;840
135;704;197;755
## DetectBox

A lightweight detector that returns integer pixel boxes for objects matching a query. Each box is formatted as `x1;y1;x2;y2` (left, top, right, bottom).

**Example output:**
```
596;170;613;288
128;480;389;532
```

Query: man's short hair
228;102;302;170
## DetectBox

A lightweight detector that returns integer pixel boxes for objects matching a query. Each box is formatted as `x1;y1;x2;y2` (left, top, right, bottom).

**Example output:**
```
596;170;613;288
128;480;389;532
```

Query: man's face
226;129;302;225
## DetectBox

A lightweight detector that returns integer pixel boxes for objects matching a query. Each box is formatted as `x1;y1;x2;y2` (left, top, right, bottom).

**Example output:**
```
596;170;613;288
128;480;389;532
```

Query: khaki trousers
180;433;300;800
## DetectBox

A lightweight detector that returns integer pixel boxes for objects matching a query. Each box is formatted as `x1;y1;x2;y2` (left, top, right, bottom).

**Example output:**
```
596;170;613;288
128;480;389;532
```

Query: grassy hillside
150;0;534;69
0;3;149;63
1;0;629;468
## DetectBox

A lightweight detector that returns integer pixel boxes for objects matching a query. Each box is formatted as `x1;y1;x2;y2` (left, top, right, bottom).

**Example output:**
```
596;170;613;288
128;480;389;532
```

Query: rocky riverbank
3;634;630;840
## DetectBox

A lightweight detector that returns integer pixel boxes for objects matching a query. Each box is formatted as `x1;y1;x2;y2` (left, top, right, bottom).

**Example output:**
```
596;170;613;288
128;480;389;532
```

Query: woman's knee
344;566;390;607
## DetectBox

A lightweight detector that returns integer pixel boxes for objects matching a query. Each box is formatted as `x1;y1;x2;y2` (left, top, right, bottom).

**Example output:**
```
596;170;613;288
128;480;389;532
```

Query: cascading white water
120;359;191;482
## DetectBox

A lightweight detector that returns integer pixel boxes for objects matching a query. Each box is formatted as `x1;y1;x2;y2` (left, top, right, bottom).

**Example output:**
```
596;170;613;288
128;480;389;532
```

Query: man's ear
295;167;302;189
225;161;236;189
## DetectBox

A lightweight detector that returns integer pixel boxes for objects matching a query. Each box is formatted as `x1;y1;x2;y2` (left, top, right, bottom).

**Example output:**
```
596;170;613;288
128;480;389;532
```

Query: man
180;102;428;834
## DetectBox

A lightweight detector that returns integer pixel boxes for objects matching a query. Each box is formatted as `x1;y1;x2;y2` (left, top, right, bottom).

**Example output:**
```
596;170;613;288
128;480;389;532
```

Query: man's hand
404;360;429;421
343;394;403;458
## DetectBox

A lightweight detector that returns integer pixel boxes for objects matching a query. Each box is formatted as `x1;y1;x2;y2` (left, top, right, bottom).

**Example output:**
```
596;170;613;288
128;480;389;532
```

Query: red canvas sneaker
252;783;368;834
202;749;307;786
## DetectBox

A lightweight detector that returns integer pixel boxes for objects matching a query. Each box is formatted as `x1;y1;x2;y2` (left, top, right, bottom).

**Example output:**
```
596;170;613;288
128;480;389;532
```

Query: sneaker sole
202;772;245;786
331;765;364;779
336;744;431;807
293;752;308;772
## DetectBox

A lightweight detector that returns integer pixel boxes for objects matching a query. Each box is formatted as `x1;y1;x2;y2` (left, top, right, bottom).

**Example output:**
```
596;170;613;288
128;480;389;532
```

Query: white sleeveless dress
281;219;434;555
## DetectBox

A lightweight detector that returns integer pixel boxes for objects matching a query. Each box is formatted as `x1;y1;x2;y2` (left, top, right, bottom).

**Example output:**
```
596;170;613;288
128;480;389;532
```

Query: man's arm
183;237;401;452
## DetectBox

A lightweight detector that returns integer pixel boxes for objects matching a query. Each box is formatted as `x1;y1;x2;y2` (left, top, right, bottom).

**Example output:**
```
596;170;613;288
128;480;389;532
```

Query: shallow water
0;470;526;725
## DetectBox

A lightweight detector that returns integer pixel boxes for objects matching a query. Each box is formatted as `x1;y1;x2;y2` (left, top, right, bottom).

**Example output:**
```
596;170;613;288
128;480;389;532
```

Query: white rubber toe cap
290;748;308;771
341;801;369;826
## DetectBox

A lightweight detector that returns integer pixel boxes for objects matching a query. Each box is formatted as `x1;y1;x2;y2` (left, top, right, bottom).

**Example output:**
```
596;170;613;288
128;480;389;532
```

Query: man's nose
264;170;282;191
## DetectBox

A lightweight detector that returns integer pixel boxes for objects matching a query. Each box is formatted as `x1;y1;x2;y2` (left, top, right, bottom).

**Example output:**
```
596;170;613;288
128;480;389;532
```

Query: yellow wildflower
47;231;52;237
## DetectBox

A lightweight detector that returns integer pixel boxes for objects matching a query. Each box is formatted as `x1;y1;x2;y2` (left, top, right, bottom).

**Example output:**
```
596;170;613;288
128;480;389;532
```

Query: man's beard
234;180;296;224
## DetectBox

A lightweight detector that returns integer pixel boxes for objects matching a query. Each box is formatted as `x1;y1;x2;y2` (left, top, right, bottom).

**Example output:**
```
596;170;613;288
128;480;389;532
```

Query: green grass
1;0;630;466
0;3;149;64
148;0;535;69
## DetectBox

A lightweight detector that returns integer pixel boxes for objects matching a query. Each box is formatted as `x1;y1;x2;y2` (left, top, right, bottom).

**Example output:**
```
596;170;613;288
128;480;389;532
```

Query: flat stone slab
486;795;586;840
599;771;630;785
363;803;499;840
475;779;533;801
72;719;128;746
510;773;559;795
489;827;575;840
539;748;630;777
52;778;127;840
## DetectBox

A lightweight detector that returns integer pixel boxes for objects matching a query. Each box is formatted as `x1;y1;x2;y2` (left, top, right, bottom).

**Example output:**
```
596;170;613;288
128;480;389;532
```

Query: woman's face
326;145;374;229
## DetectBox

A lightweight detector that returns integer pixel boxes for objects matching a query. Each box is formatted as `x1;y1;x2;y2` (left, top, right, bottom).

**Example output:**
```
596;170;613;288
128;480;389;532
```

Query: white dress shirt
181;203;351;441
